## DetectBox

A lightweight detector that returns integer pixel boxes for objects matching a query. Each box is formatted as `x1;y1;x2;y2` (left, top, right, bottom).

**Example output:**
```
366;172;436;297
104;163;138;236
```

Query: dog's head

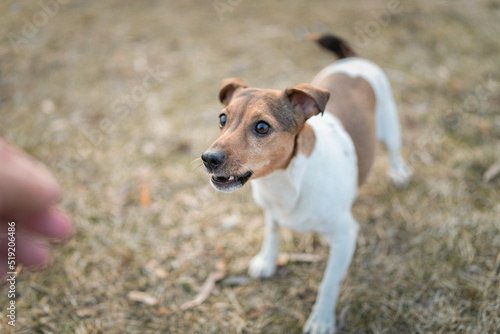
202;77;330;192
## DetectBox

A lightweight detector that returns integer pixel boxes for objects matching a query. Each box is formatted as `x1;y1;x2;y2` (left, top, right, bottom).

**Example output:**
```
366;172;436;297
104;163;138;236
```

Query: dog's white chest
251;113;358;233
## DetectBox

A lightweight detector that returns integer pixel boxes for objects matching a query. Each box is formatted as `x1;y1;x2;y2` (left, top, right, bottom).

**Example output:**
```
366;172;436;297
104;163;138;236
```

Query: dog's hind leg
303;214;359;334
373;74;412;187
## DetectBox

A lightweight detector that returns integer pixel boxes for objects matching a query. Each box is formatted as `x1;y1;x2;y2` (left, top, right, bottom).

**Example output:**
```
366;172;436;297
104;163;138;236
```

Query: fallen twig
483;163;500;183
127;290;158;306
277;252;323;266
178;258;227;311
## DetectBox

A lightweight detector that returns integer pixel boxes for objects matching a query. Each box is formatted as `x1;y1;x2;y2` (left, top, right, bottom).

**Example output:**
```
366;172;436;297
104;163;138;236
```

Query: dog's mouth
210;171;253;193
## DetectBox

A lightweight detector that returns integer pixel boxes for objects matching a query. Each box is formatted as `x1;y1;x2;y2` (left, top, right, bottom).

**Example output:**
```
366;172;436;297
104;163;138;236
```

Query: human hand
0;138;72;278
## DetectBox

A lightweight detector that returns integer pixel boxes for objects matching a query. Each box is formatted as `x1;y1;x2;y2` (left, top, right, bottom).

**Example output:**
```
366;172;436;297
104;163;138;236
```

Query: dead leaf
140;183;151;208
215;257;227;274
40;99;55;114
451;79;466;93
76;307;97;318
218;214;241;232
14;264;23;276
144;260;168;279
494;253;500;276
298;288;317;303
337;305;350;331
127;291;158;306
177;193;199;207
277;253;290;266
178;257;227;311
483;163;500;183
246;308;262;320
157;307;174;315
222;276;251;286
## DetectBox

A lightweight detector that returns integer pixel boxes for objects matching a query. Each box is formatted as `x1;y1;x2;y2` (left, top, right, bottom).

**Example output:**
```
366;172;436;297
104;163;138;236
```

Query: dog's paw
248;253;276;278
303;308;336;334
388;159;412;188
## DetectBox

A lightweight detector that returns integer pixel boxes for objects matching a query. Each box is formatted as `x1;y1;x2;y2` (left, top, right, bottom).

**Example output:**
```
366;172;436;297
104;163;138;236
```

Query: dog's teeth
228;176;235;181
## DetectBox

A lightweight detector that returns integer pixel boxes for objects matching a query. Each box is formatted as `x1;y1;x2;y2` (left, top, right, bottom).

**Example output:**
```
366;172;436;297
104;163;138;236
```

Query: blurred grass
0;0;499;333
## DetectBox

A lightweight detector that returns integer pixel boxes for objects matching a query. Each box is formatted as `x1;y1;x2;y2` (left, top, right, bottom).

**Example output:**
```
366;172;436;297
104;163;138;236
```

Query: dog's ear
285;84;330;120
219;77;248;106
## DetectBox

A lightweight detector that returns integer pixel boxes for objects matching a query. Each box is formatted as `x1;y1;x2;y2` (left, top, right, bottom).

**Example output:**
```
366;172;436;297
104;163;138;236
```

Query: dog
201;34;412;334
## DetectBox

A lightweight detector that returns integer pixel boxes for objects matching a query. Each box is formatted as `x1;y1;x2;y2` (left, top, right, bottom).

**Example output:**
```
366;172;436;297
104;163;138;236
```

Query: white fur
251;112;360;334
249;58;412;334
251;112;358;234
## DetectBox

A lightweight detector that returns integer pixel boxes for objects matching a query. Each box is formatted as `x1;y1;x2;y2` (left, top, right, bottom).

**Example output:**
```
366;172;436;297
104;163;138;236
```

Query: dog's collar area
210;171;253;192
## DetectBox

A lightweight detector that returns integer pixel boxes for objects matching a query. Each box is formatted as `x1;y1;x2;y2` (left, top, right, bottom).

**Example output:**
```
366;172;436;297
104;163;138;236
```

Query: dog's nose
201;151;226;171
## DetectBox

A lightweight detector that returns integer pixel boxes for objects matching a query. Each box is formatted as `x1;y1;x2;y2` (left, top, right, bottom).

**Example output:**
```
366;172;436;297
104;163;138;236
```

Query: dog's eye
255;121;271;135
219;114;227;128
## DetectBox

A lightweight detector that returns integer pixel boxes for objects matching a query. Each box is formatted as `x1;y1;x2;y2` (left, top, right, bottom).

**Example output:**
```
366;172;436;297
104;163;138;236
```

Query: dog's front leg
304;215;359;334
249;211;280;278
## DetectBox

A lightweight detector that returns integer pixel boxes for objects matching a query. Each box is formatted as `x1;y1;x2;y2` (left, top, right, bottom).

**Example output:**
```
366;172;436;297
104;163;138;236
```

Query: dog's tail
308;33;356;59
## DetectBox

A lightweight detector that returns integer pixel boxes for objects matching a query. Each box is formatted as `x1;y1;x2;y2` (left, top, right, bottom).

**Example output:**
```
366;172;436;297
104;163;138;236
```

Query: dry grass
0;0;499;333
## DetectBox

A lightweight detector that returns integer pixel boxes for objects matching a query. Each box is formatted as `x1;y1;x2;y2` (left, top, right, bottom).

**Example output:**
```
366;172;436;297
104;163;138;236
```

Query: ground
0;0;499;333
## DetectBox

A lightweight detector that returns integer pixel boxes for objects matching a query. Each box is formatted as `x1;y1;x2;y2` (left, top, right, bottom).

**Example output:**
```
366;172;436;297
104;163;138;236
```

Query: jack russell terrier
201;34;412;334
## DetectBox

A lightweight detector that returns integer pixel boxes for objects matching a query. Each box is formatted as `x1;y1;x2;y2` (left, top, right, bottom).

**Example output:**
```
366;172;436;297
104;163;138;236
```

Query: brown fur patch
316;73;377;186
296;123;316;157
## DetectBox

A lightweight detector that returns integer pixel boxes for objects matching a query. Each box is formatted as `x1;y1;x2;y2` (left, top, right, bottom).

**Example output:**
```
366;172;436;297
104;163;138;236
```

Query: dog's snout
201;151;226;171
